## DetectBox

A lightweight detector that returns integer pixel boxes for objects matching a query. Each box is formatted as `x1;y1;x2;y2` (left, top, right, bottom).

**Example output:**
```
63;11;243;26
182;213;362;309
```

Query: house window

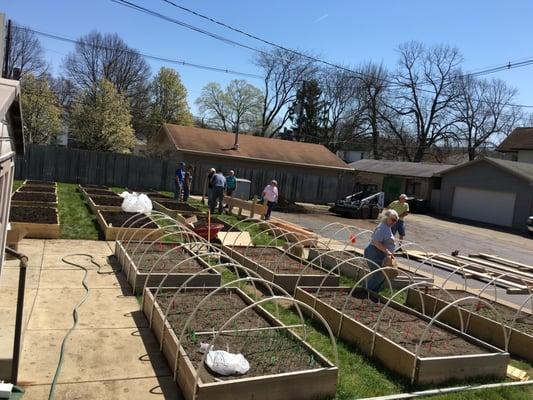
405;180;422;197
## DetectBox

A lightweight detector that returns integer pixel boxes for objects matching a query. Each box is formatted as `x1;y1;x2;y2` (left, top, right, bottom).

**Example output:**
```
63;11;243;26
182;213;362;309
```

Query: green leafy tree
196;79;263;133
70;79;135;152
148;67;193;136
21;74;62;144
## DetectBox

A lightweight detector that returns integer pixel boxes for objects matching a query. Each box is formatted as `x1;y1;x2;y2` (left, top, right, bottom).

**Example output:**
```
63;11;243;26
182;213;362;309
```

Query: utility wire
109;0;533;109
14;25;263;79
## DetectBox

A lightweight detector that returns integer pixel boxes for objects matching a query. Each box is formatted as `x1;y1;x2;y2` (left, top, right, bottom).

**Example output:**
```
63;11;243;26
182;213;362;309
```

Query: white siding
452;187;516;227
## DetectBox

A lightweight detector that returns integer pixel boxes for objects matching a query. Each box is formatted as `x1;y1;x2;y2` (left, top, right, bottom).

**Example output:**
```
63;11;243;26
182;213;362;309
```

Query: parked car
528;216;533;237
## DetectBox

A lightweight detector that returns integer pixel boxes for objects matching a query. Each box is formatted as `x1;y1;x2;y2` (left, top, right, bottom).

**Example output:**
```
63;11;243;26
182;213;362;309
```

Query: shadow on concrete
130;309;184;400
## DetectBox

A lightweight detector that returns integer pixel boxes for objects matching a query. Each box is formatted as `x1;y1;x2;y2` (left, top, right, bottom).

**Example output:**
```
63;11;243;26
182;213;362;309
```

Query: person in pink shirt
262;180;278;220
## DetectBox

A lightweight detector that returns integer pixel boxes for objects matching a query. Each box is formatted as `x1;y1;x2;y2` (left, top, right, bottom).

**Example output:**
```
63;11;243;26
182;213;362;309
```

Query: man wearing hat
387;194;409;243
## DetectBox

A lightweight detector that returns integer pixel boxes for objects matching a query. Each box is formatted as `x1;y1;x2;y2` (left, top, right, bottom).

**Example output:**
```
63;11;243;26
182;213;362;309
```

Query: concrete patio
0;239;181;399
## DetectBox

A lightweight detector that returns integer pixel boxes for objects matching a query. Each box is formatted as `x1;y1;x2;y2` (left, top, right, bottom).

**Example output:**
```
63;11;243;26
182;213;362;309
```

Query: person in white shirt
262;180;279;220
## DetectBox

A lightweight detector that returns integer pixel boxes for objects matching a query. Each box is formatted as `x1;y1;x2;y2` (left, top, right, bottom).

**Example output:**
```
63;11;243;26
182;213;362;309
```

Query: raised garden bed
96;210;162;241
405;288;533;362
83;188;117;197
23;179;56;187
11;191;57;207
143;286;337;400
87;194;124;212
18;185;57;193
9;205;60;239
295;286;508;384
222;245;339;294
127;187;159;193
153;199;204;218
79;183;109;190
308;248;433;288
115;240;221;293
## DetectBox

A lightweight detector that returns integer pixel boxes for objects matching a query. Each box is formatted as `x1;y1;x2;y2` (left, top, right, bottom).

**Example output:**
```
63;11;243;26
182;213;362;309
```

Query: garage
452;187;516;227
437;157;533;232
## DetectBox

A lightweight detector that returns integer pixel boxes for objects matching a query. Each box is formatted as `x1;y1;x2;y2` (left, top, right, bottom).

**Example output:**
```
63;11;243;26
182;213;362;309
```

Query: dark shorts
391;219;405;236
226;188;235;196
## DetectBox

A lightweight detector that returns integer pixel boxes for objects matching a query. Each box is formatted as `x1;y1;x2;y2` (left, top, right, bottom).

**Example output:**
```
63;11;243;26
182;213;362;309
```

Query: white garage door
452;187;516;227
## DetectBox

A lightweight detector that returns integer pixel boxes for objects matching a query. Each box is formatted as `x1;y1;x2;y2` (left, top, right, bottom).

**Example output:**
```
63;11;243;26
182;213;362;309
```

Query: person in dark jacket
183;166;193;202
174;162;185;201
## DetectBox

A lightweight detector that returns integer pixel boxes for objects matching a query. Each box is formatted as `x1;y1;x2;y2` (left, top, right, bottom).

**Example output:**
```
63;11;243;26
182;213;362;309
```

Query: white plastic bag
120;191;153;213
205;350;250;376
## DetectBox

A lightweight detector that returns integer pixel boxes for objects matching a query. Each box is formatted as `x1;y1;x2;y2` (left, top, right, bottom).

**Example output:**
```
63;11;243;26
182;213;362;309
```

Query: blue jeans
364;244;386;292
266;201;276;219
391;219;405;237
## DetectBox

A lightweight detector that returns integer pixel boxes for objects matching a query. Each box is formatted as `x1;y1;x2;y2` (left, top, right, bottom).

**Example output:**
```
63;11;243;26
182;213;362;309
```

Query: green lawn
10;181;533;399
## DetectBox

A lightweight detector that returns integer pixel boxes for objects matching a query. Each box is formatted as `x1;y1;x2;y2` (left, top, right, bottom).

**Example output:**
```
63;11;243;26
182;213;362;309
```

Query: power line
14;25;263;79
109;0;533;109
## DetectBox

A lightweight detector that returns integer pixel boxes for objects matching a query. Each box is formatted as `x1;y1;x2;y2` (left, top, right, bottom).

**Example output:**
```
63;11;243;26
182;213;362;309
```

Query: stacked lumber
402;250;532;294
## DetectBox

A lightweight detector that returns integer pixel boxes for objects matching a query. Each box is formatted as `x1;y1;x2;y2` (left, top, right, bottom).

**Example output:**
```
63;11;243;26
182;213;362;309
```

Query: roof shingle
497;127;533;151
349;159;453;178
160;124;350;170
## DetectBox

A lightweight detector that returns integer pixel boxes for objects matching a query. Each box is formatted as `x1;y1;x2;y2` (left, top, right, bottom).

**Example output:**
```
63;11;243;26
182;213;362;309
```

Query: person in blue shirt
364;209;398;292
174;162;185;201
209;168;226;214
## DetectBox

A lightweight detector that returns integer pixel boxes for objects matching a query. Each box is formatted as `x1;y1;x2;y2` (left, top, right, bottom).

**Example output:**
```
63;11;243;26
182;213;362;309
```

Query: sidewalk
0;239;180;399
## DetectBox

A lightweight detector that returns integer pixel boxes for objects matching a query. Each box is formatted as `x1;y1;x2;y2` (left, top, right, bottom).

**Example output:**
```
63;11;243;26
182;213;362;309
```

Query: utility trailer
329;184;384;219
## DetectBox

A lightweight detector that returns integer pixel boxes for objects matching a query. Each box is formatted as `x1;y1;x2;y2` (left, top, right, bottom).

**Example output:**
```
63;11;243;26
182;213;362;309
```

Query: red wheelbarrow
193;223;224;241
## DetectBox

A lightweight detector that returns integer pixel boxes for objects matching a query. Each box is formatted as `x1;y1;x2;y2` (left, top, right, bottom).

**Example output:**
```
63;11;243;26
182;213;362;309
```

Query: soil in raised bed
10;205;58;224
153;289;325;380
84;188;117;196
90;195;124;207
307;287;490;357
25;180;55;186
128;187;158;193
81;184;109;189
12;191;56;203
194;217;240;232
126;243;209;273
233;247;327;275
424;289;533;336
156;199;201;212
101;211;158;228
19;185;56;193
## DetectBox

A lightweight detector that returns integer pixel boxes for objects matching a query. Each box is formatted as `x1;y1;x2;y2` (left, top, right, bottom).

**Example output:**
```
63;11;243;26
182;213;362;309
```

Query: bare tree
7;25;47;78
48;76;77;110
382;42;462;161
454;76;520;160
357;62;389;159
63;31;150;99
254;48;316;137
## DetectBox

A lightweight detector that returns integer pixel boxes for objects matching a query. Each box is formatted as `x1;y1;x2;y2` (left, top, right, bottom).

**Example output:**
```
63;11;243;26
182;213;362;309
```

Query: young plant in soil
308;287;490;357
153;289;324;380
234;247;327;275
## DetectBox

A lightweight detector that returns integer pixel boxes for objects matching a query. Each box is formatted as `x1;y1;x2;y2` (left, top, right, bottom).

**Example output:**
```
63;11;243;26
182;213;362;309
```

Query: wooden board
473;253;533;272
10;221;60;239
217;231;252;246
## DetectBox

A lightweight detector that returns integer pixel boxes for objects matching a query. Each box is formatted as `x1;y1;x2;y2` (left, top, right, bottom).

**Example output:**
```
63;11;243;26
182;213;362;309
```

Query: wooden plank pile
403;251;533;294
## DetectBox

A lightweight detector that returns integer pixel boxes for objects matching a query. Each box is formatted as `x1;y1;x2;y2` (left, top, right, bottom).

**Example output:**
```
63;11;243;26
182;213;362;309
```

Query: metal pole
3;19;12;78
5;246;28;385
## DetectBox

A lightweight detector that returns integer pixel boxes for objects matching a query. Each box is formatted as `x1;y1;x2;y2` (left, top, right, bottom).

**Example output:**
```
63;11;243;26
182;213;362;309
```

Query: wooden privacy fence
15;145;356;203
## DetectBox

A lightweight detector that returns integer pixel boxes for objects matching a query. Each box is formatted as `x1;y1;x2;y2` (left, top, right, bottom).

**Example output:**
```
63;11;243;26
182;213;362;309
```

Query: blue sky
3;0;533;114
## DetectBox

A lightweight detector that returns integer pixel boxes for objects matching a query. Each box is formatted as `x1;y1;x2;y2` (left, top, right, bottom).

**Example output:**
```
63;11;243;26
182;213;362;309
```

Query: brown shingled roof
497;127;533;151
160;124;350;170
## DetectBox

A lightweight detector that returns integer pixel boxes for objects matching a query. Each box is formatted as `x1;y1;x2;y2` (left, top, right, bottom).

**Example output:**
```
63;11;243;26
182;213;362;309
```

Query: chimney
233;130;240;150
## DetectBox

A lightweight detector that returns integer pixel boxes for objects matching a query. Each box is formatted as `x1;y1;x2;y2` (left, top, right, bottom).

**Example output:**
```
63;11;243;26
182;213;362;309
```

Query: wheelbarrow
193;223;225;241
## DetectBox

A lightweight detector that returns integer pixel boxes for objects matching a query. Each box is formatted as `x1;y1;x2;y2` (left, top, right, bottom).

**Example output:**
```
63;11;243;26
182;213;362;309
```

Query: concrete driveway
275;209;533;264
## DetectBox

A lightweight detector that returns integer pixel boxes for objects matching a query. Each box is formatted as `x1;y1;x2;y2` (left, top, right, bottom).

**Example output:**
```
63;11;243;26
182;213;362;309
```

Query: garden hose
47;254;113;400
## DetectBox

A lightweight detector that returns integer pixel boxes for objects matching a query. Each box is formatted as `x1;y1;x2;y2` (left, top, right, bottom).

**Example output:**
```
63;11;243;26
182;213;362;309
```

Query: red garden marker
349;234;356;244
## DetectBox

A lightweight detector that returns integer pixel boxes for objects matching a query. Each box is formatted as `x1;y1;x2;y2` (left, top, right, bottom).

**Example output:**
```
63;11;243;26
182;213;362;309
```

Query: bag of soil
120;191;153;214
205;350;250;376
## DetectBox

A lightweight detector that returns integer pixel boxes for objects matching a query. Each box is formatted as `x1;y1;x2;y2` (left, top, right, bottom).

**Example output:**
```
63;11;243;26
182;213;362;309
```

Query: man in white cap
387;194;409;243
262;180;278;220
